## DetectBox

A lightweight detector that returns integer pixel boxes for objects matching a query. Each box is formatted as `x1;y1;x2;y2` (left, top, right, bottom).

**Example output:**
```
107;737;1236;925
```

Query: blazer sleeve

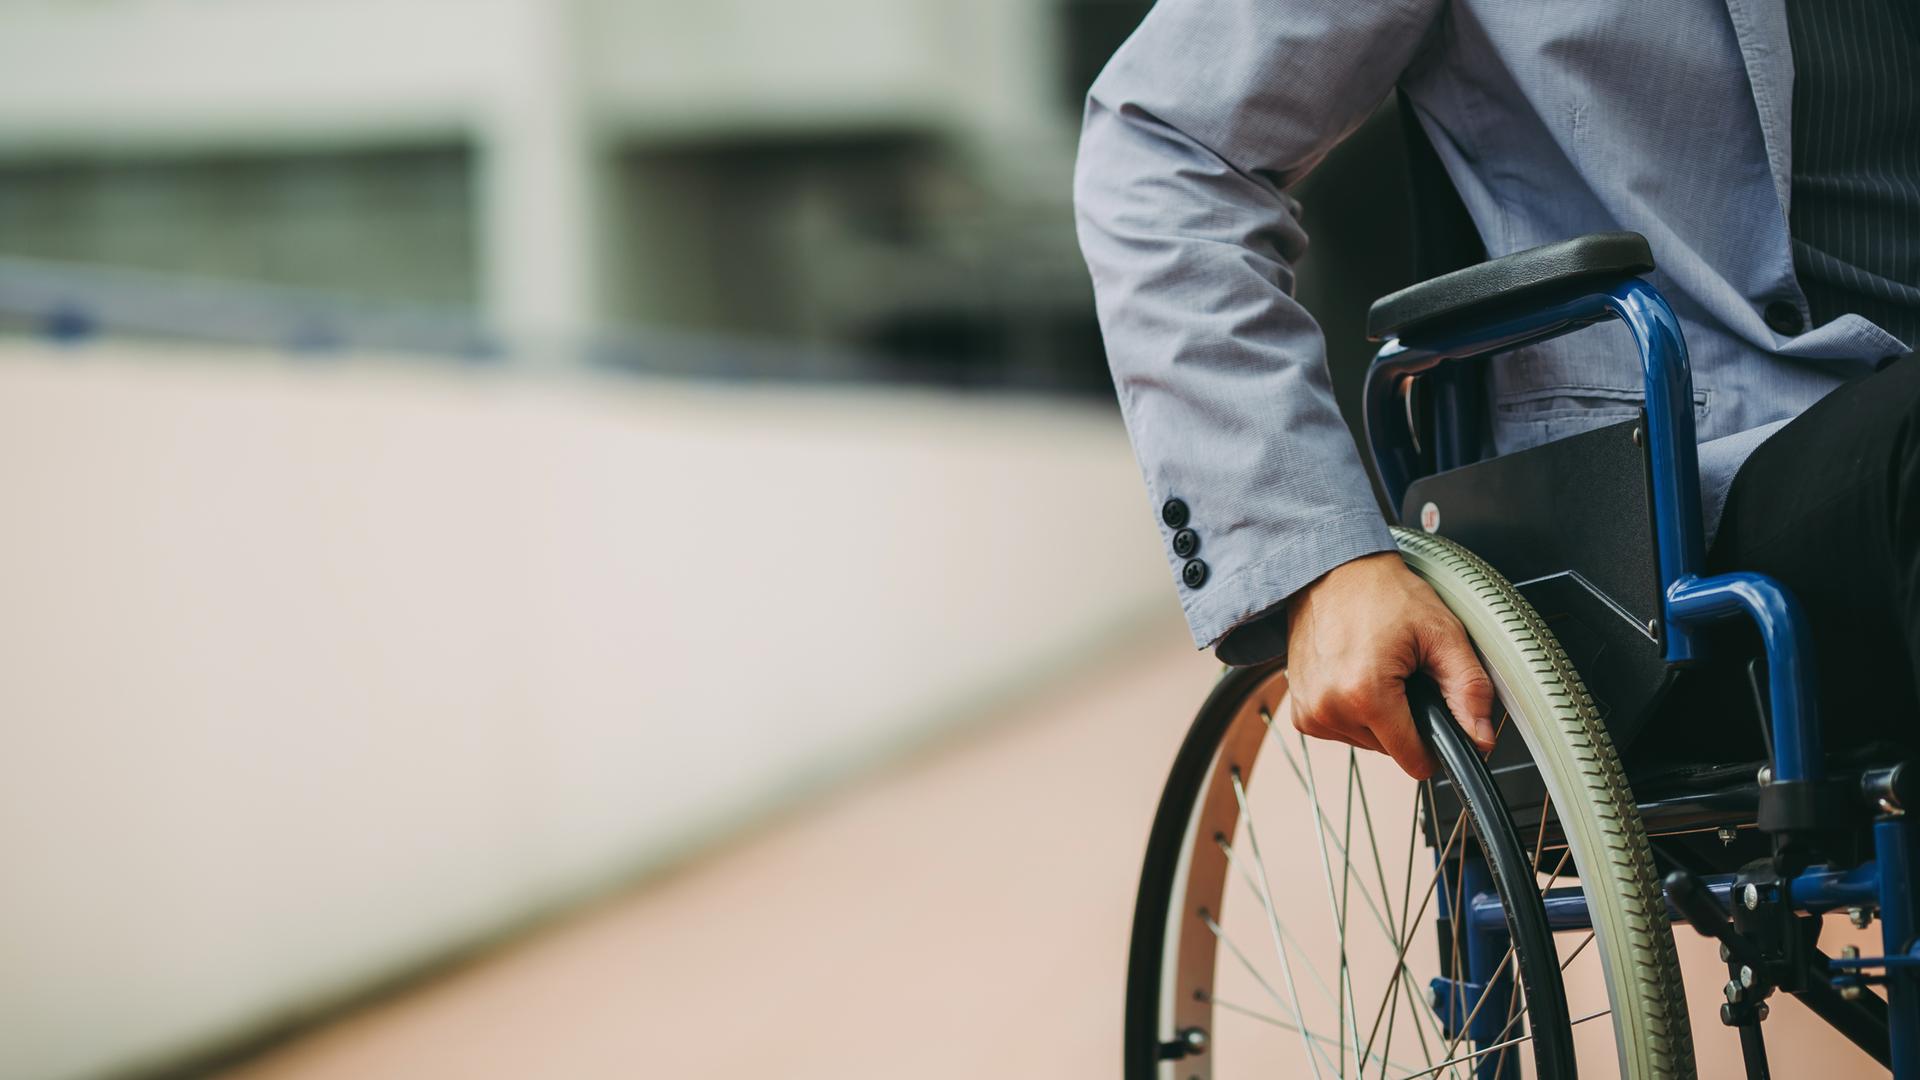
1073;0;1444;662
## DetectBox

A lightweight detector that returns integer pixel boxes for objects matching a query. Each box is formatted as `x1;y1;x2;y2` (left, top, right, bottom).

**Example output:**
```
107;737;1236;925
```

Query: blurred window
0;146;476;306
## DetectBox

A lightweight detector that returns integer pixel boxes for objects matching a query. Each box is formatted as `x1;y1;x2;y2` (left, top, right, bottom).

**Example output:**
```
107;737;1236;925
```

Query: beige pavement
221;617;1219;1080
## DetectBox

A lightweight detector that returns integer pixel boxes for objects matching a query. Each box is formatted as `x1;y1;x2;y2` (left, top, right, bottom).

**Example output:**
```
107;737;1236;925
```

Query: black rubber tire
1123;664;1271;1080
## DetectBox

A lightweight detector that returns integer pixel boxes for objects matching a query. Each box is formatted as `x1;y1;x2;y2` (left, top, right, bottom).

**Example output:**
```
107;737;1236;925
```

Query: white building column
478;0;600;354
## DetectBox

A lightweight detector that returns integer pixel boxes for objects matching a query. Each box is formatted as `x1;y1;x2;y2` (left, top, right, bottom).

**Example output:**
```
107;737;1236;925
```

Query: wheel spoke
1358;797;1466;1076
1377;786;1433;1076
1529;793;1555;874
1202;908;1340;1027
1443;807;1459;1045
1378;970;1404;1080
1560;929;1595;971
1256;707;1487;1078
1373;799;1414;1077
1259;712;1413;954
1444;808;1468;1071
1202;905;1339;1011
1394;1008;1612;1078
1206;992;1420;1074
1369;784;1464;1076
1226;770;1328;1079
1341;754;1357;1074
1297;733;1368;1072
1263;709;1456;1072
1351;741;1402;938
1492;967;1524;1079
1490;791;1556;1072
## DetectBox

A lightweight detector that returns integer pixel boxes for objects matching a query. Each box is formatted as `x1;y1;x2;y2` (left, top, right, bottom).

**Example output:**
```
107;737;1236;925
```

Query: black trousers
1655;353;1920;762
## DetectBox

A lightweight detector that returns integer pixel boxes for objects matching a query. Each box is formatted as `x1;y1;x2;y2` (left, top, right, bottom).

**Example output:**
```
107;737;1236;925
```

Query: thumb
1420;617;1497;752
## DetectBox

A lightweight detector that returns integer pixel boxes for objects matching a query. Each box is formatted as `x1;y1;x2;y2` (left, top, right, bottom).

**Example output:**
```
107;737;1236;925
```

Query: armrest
1366;231;1655;343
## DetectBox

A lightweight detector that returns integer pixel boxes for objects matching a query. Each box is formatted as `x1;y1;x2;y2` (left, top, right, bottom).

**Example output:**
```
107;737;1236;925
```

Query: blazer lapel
1722;0;1795;216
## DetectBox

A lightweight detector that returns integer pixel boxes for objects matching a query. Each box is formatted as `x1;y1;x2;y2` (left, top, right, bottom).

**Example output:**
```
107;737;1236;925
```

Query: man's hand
1284;552;1497;779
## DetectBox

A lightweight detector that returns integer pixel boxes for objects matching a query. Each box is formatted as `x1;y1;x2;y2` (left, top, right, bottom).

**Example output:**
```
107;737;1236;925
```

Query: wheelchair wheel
1125;527;1694;1078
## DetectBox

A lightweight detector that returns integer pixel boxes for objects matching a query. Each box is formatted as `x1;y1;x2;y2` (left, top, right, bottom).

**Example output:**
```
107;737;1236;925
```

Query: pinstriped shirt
1786;0;1920;348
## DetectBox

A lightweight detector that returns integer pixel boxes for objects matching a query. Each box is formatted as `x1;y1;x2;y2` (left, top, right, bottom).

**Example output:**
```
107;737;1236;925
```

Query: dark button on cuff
1171;528;1200;558
1181;558;1209;589
1161;497;1190;529
1763;300;1804;336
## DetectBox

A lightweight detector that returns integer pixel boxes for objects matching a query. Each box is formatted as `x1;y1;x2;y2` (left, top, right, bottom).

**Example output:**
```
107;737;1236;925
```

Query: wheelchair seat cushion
1367;231;1656;342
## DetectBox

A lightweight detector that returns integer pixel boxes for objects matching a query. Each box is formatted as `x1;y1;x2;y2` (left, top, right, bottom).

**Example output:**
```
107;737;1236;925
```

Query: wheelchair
1123;231;1919;1078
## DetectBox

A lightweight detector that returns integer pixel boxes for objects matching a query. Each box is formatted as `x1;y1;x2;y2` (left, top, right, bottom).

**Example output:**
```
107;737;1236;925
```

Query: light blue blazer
1074;0;1913;656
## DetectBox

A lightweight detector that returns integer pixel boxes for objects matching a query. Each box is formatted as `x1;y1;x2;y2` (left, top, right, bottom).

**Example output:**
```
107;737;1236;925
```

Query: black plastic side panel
1401;416;1672;751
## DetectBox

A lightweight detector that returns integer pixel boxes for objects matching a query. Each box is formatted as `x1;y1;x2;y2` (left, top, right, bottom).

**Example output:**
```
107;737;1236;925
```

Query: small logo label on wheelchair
1420;501;1441;533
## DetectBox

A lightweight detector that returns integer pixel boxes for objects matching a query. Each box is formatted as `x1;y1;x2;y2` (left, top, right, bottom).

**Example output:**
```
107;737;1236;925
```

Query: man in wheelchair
1078;1;1917;1077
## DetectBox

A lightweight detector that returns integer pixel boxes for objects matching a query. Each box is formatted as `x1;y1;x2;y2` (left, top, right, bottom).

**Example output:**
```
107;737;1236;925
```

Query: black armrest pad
1366;231;1655;342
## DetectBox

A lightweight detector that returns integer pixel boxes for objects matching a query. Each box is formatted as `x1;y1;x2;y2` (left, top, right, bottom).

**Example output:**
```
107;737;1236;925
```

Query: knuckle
1369;721;1411;754
1386;740;1432;773
1426;616;1471;649
1291;696;1344;742
1327;682;1379;721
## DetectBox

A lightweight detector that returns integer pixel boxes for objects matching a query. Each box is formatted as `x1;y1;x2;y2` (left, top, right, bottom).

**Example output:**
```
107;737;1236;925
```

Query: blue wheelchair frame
1361;274;1920;1077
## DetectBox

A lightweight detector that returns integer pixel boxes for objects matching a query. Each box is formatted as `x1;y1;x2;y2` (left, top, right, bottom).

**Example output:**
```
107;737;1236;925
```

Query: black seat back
1394;90;1489;471
1397;89;1485;281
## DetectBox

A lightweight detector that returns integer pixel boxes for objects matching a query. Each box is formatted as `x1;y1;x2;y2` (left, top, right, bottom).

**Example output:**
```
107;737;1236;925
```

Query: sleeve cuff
1182;510;1396;661
1214;603;1292;666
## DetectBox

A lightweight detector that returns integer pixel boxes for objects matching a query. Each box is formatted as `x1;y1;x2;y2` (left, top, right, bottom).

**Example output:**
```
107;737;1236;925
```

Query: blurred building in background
0;0;1156;389
0;4;1433;1079
0;4;1199;1079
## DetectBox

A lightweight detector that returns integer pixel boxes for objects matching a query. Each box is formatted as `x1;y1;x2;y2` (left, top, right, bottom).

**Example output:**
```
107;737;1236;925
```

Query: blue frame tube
1878;818;1920;1079
1465;862;1885;934
1462;855;1518;1080
1666;572;1822;782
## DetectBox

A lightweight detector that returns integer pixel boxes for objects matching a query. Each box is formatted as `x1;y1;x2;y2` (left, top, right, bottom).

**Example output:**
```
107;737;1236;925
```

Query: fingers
1366;695;1438;780
1418;614;1498;753
1289;680;1432;778
1348;726;1386;755
1284;694;1386;754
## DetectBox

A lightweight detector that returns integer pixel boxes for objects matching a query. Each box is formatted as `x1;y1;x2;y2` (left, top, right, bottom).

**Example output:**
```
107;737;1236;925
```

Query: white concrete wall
0;341;1166;1080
